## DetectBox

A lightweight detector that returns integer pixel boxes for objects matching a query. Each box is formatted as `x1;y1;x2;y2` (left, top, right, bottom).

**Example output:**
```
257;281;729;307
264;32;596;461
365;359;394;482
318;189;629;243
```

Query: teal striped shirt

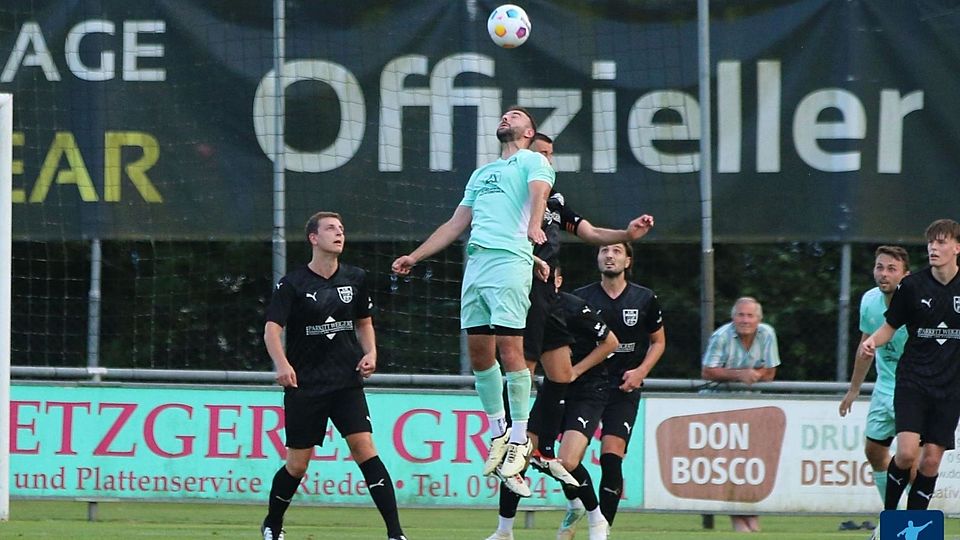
702;322;781;370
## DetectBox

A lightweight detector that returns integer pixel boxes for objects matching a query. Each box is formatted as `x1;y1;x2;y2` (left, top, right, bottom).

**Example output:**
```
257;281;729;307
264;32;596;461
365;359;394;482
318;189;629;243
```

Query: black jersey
534;191;583;269
574;281;663;389
265;263;373;395
557;291;612;390
885;267;960;399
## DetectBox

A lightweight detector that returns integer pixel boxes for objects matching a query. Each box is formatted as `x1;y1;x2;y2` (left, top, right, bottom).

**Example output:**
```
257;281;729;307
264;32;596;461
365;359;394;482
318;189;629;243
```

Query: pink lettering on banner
144;403;194;458
452;409;487;464
205;404;242;458
93;402;138;456
10;400;41;454
248;405;284;459
45;401;91;456
393;409;442;463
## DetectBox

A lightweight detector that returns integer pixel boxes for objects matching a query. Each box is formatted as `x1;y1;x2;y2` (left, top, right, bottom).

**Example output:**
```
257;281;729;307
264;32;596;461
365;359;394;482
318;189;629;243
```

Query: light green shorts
460;244;532;330
865;389;896;442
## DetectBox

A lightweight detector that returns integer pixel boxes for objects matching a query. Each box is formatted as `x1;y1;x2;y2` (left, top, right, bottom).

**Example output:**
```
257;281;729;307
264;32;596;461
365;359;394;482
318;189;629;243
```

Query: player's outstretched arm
575;214;655;245
392;205;472;275
840;332;875;417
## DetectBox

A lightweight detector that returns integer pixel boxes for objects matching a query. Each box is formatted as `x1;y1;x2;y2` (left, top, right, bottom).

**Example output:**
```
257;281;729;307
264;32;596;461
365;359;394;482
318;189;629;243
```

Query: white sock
568;498;585;510
497;516;515;532
587;507;606;525
489;414;507;438
509;420;528;444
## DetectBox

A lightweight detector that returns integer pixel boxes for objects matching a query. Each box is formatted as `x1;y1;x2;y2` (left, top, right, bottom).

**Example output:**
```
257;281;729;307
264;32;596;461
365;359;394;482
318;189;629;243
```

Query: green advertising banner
10;384;645;508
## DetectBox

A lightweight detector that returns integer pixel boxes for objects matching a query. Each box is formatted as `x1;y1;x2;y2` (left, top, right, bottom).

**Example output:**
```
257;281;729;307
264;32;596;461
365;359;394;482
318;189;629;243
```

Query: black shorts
894;385;960;449
523;279;575;361
601;389;642;450
561;390;607;438
283;386;372;449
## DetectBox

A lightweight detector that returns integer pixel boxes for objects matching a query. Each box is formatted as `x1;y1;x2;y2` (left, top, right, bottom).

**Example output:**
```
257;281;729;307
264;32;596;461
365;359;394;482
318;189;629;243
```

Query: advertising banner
2;1;959;242
9;384;644;508
644;396;960;515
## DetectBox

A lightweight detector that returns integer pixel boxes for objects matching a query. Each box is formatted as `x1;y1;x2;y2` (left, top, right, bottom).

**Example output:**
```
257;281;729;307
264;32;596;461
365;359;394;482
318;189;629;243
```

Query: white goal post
1;92;12;521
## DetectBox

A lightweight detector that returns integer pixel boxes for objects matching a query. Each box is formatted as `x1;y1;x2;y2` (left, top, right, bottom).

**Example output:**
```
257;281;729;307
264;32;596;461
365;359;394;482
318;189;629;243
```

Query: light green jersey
859;286;906;395
459;149;555;260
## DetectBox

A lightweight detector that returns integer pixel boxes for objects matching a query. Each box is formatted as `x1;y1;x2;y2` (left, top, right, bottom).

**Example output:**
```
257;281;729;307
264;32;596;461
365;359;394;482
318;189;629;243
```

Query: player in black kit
260;212;406;540
486;266;620;540
522;133;654;470
571;241;665;534
861;219;960;513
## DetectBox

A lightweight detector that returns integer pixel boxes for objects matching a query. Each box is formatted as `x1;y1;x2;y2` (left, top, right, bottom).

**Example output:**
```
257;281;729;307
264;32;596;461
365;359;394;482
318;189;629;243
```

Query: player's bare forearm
393;206;471;274
410;206;471;260
866;322;896;351
265;322;297;387
622;329;665;390
355;317;378;377
526;180;551;244
574;332;619;379
847;333;874;392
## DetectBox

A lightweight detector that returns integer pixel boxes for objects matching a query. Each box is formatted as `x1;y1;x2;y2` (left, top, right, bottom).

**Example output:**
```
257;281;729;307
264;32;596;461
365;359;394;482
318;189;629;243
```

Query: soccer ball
487;4;531;48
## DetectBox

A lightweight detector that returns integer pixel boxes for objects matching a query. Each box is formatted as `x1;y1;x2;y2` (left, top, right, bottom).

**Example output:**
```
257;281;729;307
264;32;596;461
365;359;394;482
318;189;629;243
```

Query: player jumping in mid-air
393;107;554;485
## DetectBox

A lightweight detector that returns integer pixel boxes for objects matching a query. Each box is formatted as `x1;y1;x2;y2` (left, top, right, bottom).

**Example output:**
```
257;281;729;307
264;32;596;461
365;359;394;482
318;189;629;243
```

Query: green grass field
0;500;956;539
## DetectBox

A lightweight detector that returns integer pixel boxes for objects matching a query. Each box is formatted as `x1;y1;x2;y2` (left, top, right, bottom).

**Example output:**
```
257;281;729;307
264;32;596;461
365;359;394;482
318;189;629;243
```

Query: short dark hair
874;245;909;271
532;132;553;145
305;211;342;241
505;105;537;132
925;219;960;243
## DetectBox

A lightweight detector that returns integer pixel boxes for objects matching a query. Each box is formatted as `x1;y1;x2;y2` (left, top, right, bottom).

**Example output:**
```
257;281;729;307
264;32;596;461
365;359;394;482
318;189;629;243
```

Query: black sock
498;472;523;518
536;379;568;457
359;456;403;538
884;457;910;510
599;453;624;525
266;465;302;528
560;464;598;511
907;472;938;510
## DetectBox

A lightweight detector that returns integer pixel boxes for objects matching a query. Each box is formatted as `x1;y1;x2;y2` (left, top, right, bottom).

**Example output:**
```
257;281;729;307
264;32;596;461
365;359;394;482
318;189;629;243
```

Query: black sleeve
553;194;584;235
568;301;611;342
644;294;664;333
265;277;296;326
885;278;912;329
355;269;373;319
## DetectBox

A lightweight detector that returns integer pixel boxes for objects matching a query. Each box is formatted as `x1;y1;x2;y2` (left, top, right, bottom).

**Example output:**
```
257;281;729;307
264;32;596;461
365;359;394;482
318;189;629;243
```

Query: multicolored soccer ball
487;4;531;48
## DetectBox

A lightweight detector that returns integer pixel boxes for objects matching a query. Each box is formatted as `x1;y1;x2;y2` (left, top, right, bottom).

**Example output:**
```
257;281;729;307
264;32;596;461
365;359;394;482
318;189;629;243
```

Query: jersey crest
955;296;960;313
337;286;354;303
622;309;639;326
